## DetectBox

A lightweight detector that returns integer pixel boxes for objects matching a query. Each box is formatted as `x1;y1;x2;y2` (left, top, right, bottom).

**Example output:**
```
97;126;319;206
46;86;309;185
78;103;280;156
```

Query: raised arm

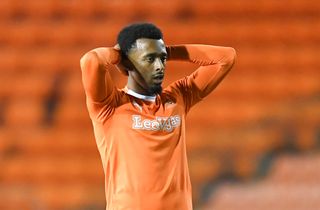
167;44;236;94
166;44;236;110
80;47;121;102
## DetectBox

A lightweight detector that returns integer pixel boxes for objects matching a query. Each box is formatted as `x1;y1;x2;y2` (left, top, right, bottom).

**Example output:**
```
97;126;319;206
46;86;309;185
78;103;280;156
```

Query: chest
108;98;185;133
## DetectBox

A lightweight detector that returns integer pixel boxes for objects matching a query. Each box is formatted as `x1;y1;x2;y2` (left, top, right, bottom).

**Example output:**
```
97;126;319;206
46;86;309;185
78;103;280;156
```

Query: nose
154;58;164;72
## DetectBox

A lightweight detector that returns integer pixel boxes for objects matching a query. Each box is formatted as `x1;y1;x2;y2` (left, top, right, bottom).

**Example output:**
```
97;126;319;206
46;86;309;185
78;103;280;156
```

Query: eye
161;56;167;63
146;56;155;63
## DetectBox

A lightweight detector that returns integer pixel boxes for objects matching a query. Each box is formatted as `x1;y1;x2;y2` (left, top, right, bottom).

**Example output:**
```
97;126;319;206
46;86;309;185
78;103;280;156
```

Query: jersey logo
132;115;181;132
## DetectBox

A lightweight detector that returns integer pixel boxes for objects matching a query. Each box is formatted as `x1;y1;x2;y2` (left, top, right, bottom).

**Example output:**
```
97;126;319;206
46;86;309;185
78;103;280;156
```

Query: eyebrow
143;52;167;58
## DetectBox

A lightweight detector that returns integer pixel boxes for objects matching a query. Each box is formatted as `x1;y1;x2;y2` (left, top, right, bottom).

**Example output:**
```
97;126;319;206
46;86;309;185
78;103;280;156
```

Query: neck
127;77;155;96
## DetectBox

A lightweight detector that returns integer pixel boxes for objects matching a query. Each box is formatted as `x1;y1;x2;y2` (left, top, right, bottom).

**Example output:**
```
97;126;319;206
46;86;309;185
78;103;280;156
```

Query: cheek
133;60;148;73
133;66;153;84
135;64;153;79
142;69;153;83
130;58;154;83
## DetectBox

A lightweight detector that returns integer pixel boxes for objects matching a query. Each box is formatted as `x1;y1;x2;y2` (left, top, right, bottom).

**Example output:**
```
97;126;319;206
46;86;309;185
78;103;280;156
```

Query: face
127;38;167;95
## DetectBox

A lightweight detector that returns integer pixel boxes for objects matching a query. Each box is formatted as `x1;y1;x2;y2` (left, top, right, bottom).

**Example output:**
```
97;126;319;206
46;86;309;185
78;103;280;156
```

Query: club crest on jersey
132;115;181;132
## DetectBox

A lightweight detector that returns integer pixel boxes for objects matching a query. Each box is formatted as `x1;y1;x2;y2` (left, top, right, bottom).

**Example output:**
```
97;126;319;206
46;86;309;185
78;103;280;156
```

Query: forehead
132;38;166;55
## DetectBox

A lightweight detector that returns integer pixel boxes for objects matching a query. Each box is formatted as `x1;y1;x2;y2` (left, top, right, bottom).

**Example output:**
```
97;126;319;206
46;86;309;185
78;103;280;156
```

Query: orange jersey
81;45;235;210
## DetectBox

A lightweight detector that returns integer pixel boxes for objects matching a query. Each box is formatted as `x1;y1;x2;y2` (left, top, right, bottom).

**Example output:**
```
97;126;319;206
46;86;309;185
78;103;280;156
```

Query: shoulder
162;77;189;101
163;76;189;94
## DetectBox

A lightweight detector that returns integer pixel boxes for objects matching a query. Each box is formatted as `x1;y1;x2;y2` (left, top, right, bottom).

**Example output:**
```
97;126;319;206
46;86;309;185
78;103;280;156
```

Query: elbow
217;47;236;72
224;47;236;69
80;55;86;71
228;47;237;65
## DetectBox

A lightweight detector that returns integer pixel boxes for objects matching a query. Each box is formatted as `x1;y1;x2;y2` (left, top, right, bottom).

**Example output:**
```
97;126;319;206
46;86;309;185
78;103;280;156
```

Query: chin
150;85;162;95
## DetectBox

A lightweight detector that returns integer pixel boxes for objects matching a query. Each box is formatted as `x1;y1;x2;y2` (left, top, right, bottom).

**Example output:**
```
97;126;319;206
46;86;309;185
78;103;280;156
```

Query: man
80;22;236;210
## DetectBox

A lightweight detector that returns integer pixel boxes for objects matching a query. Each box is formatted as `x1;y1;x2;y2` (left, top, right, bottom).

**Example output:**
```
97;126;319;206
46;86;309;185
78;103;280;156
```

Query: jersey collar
125;87;157;102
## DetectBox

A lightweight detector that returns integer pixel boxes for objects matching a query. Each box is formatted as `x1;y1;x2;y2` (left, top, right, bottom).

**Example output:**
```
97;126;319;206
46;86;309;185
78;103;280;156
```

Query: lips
153;74;164;83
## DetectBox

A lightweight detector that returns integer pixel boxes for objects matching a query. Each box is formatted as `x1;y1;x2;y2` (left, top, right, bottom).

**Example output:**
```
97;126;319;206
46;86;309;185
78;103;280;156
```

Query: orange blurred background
0;0;320;210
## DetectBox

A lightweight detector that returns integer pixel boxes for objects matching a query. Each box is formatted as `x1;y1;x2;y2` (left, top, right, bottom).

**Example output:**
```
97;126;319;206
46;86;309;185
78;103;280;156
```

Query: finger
114;44;120;50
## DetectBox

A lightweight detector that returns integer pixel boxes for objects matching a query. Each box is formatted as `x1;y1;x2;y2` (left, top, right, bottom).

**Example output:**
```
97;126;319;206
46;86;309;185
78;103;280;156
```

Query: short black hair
117;22;163;57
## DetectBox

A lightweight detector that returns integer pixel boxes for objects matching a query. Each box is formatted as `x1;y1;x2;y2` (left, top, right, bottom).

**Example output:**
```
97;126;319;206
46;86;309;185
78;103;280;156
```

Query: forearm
166;44;236;68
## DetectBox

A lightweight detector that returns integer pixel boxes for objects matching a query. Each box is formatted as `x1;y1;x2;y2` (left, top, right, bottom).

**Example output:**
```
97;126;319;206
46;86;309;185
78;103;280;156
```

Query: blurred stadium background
0;0;320;209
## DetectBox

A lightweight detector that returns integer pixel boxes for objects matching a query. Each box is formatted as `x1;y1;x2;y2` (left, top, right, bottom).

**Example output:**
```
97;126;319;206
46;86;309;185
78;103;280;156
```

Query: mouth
152;74;164;84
